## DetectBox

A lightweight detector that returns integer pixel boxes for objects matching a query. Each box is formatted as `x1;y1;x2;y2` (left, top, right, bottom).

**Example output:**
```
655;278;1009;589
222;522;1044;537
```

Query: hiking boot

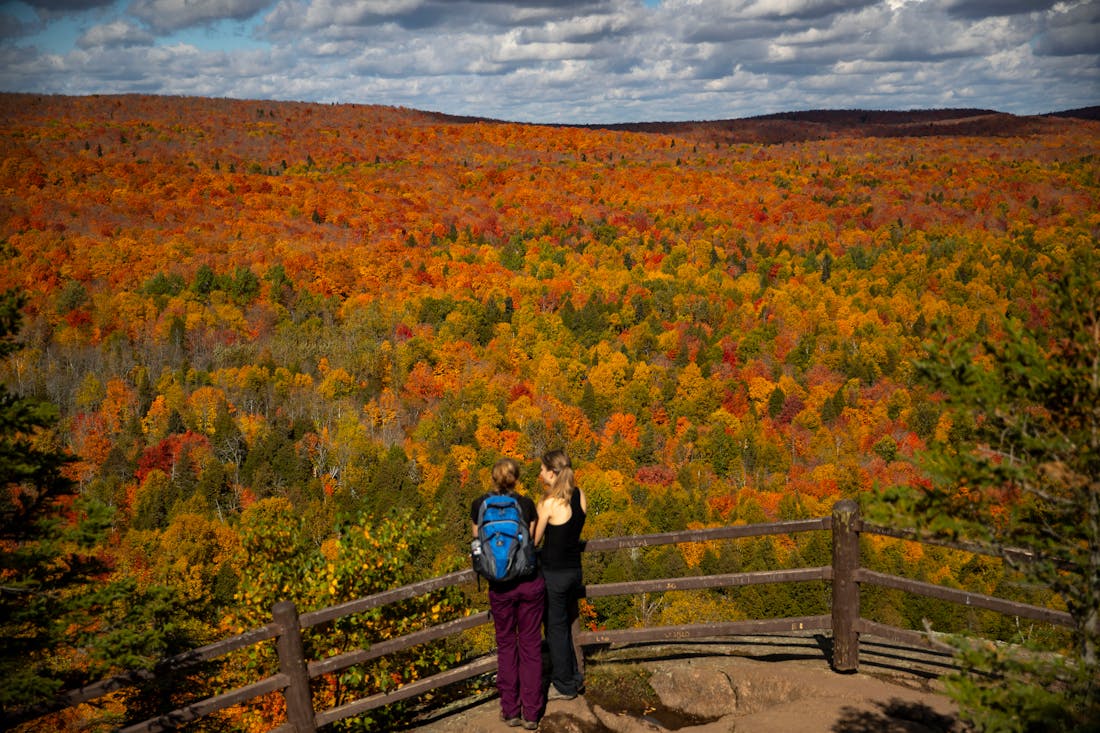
522;720;539;731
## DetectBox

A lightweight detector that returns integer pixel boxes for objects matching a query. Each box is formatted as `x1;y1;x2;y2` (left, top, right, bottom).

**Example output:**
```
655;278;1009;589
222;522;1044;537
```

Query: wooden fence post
831;499;860;673
273;600;317;733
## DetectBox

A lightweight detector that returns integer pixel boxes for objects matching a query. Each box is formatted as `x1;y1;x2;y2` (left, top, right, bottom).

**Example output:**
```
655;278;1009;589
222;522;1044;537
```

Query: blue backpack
472;493;536;583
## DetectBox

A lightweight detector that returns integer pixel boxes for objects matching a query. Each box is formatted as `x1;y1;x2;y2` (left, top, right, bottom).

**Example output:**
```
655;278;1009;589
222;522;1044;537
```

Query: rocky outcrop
647;656;830;718
539;655;961;733
412;637;964;733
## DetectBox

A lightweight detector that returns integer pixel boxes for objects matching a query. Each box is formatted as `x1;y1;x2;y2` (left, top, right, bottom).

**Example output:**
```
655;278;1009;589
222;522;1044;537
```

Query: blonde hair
491;457;520;494
541;449;575;503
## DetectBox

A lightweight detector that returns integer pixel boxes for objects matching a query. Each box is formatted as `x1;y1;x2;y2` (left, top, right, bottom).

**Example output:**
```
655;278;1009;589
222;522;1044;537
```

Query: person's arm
525;497;538;540
579;488;587;514
534;498;552;546
470;497;481;539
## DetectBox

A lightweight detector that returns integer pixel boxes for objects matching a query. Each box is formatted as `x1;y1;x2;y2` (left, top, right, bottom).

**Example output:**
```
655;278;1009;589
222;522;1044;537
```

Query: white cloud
1035;0;1100;56
940;0;1060;20
743;0;879;20
493;26;599;63
22;1;116;14
129;0;273;33
78;19;154;48
0;0;1095;122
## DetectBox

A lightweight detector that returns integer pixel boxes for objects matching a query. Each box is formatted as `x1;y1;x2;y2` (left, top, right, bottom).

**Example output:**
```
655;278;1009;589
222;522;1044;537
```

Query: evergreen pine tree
886;242;1100;731
0;290;198;725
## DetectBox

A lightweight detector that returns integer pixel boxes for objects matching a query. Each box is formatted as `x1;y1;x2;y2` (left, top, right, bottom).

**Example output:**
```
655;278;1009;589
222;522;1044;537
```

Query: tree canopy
889;241;1099;731
1;93;1097;728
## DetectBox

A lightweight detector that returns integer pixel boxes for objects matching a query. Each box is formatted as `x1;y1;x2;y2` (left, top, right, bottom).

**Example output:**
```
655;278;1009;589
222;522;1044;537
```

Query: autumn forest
2;93;1098;730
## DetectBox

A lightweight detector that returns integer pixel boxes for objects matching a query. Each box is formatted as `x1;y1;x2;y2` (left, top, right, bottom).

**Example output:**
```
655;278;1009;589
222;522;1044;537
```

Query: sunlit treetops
0;91;1096;555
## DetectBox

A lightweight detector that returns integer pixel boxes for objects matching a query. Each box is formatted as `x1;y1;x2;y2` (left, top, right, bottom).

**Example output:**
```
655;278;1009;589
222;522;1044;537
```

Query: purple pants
489;573;546;722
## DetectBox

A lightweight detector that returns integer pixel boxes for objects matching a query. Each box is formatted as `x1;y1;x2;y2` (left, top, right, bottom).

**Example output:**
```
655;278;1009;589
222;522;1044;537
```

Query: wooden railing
23;500;1074;732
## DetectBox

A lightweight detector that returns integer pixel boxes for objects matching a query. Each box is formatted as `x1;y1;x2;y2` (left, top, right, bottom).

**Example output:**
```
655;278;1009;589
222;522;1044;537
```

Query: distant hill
1045;105;1100;121
580;107;1100;144
419;104;1100;144
4;93;1095;146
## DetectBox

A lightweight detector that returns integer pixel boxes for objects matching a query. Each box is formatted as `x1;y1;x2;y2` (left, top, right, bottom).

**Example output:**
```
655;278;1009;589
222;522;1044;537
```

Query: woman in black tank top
535;449;586;701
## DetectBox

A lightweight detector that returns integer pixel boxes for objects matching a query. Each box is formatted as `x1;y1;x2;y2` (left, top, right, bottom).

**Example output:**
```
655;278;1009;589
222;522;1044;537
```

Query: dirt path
410;635;964;732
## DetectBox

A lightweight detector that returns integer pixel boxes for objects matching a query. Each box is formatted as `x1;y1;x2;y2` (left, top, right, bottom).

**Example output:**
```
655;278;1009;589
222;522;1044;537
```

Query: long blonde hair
541;449;575;503
491;457;520;494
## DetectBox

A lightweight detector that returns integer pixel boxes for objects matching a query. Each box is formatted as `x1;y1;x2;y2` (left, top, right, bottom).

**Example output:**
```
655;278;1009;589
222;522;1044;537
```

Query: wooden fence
25;499;1075;732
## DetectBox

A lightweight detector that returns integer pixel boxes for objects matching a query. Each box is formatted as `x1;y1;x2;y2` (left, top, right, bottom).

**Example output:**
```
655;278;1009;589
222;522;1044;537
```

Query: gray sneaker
546;686;577;701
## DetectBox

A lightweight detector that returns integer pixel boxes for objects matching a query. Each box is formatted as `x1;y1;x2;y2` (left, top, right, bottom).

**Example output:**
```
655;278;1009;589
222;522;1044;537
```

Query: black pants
541;566;584;695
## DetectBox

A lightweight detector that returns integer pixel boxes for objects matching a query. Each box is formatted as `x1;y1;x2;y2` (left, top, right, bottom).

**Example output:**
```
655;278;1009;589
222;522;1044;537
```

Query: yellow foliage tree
187;385;226;435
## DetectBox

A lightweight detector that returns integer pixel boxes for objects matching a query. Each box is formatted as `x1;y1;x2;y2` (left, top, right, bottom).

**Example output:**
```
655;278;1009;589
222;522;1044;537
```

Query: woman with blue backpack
470;457;544;730
535;449;587;702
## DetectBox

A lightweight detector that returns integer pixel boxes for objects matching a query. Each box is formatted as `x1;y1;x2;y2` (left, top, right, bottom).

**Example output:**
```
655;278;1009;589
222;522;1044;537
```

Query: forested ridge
1;93;1097;730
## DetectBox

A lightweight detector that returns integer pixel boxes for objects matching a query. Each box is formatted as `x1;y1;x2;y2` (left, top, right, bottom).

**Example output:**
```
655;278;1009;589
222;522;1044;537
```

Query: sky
0;0;1097;124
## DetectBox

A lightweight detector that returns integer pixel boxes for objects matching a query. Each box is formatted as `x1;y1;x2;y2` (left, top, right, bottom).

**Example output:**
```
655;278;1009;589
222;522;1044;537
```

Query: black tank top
541;489;585;570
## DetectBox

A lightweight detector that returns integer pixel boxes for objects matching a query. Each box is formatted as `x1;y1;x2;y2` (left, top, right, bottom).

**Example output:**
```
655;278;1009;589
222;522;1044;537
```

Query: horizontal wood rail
308;612;490;679
118;674;289;733
859;521;1045;567
13;623;281;725
578;615;834;647
22;501;1074;732
856;569;1073;627
581;516;831;552
298;569;476;630
313;656;499;728
585;566;832;599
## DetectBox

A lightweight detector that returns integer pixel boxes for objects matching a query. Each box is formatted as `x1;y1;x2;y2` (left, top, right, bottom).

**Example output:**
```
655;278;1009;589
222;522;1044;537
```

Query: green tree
0;289;85;714
240;420;313;501
192;263;221;296
767;386;786;418
226;498;467;730
0;290;197;726
230;265;260;304
886;243;1100;731
366;443;420;518
264;263;296;307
